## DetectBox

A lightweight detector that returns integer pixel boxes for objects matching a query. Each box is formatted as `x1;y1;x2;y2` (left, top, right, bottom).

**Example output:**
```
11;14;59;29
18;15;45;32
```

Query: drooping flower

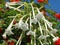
36;13;43;21
20;22;29;31
26;31;35;36
31;18;38;24
36;8;45;21
38;35;49;40
50;29;57;34
2;18;15;38
15;20;29;31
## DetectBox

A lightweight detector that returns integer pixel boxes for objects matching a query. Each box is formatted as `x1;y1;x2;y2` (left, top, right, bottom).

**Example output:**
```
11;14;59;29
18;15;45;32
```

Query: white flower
5;2;9;7
53;37;59;42
5;29;14;35
31;18;38;24
36;8;45;21
36;14;42;21
44;19;53;27
2;29;14;39
15;20;29;31
2;18;15;37
43;42;49;45
26;31;35;36
18;20;24;29
43;19;53;30
38;35;49;40
2;33;6;39
20;22;29;31
50;29;57;34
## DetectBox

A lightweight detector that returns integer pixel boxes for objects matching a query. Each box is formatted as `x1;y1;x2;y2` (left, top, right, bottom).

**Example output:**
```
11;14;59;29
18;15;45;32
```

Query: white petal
5;29;14;35
2;33;7;39
38;35;49;40
53;37;59;42
50;29;57;34
5;2;9;7
36;13;45;21
31;18;38;24
20;23;29;31
26;31;35;36
38;35;45;39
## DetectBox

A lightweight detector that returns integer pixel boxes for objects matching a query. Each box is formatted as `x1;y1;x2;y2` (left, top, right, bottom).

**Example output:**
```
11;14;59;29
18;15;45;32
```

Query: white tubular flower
38;35;49;40
44;19;53;27
20;22;29;31
36;8;53;30
31;4;35;19
15;20;29;31
36;8;45;20
2;18;15;38
53;37;59;42
2;29;14;38
26;31;35;36
5;2;17;7
36;14;42;21
50;29;57;34
43;42;49;45
31;18;38;24
5;29;14;35
43;18;53;30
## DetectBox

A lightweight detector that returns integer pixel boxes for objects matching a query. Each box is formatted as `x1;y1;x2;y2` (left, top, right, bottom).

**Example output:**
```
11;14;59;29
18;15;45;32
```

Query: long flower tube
30;4;38;24
5;2;24;12
31;4;35;19
44;21;51;45
2;14;18;38
9;5;21;12
26;13;35;45
26;13;35;35
38;21;43;35
15;15;29;31
36;8;52;28
34;29;36;45
44;19;53;30
39;40;44;45
16;16;30;45
5;1;23;6
36;8;43;35
44;19;55;38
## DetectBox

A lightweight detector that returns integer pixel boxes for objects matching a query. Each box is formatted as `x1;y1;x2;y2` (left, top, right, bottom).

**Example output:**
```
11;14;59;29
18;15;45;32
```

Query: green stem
16;32;24;45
